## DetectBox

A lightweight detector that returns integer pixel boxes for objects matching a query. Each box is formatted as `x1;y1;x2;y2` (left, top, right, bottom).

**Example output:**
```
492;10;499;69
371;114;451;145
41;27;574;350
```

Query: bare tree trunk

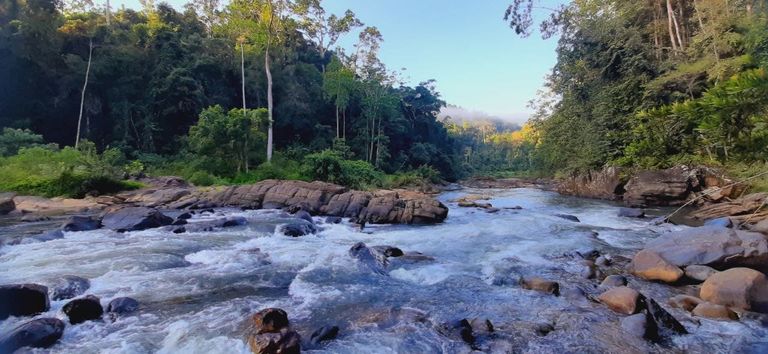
266;46;274;163
653;0;661;59
342;109;346;140
241;43;246;112
670;0;684;50
106;0;111;26
375;114;382;167
75;39;93;149
666;0;679;53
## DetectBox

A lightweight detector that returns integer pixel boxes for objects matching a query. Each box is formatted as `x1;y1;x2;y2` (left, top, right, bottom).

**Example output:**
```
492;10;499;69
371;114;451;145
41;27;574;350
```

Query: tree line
0;0;462;194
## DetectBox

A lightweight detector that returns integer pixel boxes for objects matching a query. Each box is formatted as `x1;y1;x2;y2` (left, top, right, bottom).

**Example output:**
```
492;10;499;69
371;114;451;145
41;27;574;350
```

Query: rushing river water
1;188;767;353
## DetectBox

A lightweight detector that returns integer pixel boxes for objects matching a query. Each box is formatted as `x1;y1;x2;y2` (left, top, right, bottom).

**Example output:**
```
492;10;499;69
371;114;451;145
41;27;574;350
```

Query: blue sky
111;0;561;123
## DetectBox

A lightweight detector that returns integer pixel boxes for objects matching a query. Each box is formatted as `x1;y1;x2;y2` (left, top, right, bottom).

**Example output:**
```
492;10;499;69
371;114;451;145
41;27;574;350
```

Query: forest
1;0;767;197
0;0;459;196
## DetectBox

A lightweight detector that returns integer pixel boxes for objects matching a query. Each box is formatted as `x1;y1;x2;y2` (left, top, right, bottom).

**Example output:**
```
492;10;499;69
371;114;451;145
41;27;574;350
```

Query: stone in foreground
247;308;300;354
0;284;49;320
101;207;173;232
63;295;104;324
0;318;64;352
692;302;738;320
700;267;768;313
598;286;641;315
628;250;683;283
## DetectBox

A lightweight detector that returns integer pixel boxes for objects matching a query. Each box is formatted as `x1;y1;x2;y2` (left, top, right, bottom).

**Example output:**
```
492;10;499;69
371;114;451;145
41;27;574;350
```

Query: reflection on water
0;188;765;353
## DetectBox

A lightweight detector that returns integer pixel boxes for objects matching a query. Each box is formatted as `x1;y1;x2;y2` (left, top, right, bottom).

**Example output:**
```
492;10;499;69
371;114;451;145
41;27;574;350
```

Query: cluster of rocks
0;279;138;352
246;308;340;354
627;224;768;322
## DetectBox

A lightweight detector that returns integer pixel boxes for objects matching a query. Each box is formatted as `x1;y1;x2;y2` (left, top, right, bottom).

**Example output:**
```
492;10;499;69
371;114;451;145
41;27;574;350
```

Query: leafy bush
302;149;382;189
188;171;217;186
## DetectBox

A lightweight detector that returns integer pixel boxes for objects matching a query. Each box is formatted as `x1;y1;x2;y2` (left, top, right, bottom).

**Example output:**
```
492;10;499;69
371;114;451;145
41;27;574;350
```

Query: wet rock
645;297;687;334
107;297;139;315
640;226;768;271
668;295;704;312
598;287;641;315
700;267;768;313
442;319;475;345
0;284;49;320
247;308;300;354
685;265;718;282
555;214;580;222
628;250;684;283
293;210;313;224
0;318;64;352
395;251;435;263
177;212;192;220
0;192;15;215
468;318;495;335
692;302;738;320
31;229;65;242
521;277;560;296
50;275;90;300
221;216;248;227
458;201;492;209
371;245;404;257
580;260;598;279
309;325;339;345
359;190;449;224
621;313;657;340
623;167;696;207
63;295;103;324
349;242;388;275
599;275;628;289
618;208;645;218
250;308;290;334
749;219;768;234
324;216;342;224
533;322;555;336
102;207;173;232
278;221;317;237
61;215;101;232
172;219;187;226
704;217;733;228
248;328;301;354
485;207;500;213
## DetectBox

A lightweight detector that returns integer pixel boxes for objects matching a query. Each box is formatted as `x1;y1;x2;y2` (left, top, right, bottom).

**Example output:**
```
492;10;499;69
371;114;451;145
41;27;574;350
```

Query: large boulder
628;250;684;283
309;325;339;345
102;207;173;232
0;318;64;352
623;167;697;207
0;284;49;320
598;286;641;315
50;275;90;300
640;226;768;271
359;190;449;224
692;302;738;320
556;167;625;200
0;192;15;215
106;297;139;315
278;221;317;237
63;295;104;324
700;267;768;313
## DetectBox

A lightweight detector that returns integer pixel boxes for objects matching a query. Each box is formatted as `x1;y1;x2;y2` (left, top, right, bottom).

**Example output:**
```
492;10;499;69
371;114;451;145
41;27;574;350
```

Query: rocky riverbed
1;181;768;353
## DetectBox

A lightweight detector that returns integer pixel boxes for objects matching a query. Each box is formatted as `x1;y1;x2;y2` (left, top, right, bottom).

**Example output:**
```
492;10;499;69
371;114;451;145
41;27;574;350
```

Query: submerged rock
621;313;657;340
0;318;64;352
63;295;103;324
598;287;641;315
349;242;388;275
102;207;173;232
50;275;90;301
61;215;101;232
555;214;580;222
309;325;339;345
293;210;314;224
278;221;317;237
0;284;49;320
371;245;404;258
107;297;139;315
618;208;645;218
700;267;768;313
628;250;684;283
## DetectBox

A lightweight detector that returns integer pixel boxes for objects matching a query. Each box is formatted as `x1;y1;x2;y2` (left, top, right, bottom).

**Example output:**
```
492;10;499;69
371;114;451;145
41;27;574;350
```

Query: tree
298;0;362;71
323;56;355;139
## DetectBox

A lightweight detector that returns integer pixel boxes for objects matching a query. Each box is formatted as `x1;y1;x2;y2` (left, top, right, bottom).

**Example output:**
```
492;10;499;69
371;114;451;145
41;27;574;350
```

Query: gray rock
621;313;657;340
685;265;718;282
294;210;313;224
618;208;645;218
555;214;580;222
102;207;173;232
310;325;339;345
704;217;733;228
0;318;64;352
63;295;103;324
349;242;388;275
279;221;317;237
62;215;101;232
107;297;139;315
599;275;628;289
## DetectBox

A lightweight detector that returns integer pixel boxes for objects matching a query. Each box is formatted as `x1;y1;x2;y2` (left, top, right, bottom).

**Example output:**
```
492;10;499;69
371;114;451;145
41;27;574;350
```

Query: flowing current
1;188;767;353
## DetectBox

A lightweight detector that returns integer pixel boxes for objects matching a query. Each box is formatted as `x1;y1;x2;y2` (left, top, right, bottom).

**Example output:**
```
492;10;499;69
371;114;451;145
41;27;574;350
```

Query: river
1;187;766;353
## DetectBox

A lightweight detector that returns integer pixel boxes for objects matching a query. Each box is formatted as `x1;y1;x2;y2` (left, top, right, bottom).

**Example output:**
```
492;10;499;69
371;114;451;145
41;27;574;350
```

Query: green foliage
0;142;138;197
0;128;47;157
302;149;382;189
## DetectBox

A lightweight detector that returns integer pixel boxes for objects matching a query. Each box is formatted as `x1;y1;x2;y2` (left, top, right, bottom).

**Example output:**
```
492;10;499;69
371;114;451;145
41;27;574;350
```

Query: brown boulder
628;250;683;283
598;286;641;315
250;308;289;334
692;302;738;320
247;308;300;354
520;277;560;296
700;267;768;313
0;192;15;215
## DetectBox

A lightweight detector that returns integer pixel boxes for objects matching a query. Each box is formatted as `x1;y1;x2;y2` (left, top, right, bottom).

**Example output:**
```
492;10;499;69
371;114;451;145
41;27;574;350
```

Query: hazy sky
111;0;562;123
